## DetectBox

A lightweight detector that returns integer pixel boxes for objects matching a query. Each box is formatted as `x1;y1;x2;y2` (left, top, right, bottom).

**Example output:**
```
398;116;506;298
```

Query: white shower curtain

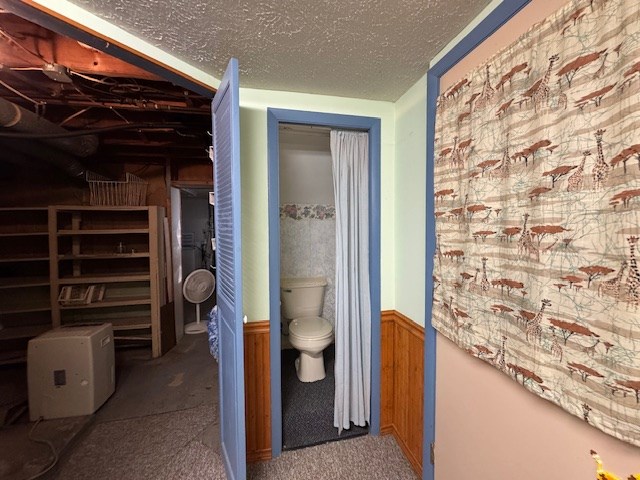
330;129;371;434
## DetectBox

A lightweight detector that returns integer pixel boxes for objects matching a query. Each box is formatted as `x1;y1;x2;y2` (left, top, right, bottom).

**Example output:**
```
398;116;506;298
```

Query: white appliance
183;268;216;334
28;323;115;420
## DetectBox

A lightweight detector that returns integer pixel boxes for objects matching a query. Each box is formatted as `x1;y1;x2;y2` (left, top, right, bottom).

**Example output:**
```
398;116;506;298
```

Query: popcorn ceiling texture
71;0;491;100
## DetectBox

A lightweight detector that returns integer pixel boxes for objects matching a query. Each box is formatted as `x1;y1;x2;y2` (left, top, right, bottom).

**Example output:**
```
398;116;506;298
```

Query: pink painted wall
435;1;640;477
436;337;640;477
441;0;568;90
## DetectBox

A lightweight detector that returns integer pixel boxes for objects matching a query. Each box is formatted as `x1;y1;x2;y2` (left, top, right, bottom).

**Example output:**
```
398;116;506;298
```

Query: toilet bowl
280;277;333;383
288;316;333;382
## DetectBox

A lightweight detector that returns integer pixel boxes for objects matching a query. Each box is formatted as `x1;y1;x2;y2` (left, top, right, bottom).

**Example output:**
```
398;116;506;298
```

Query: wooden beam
6;1;215;96
101;139;174;147
0;95;210;114
0;13;162;80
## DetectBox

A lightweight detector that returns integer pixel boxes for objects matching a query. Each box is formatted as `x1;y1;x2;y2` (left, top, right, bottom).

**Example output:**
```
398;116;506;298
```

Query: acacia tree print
431;0;640;448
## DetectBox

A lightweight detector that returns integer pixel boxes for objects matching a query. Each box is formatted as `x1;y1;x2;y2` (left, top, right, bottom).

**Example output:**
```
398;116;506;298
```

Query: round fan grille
183;269;216;304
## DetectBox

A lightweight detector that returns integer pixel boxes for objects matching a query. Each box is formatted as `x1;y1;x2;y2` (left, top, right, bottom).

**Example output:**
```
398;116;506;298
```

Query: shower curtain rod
280;123;368;134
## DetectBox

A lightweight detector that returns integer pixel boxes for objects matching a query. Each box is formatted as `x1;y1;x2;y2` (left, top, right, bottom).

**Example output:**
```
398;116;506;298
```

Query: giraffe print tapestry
432;0;640;446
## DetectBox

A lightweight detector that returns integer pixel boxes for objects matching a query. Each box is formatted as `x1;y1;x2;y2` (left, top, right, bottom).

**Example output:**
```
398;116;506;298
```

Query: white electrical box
27;323;115;421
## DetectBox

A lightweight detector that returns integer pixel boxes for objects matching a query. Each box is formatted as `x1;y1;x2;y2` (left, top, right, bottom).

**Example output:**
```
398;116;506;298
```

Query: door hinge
208;146;214;161
430;442;435;465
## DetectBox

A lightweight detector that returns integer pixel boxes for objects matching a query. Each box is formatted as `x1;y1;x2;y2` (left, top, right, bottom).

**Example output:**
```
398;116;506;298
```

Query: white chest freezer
28;323;115;420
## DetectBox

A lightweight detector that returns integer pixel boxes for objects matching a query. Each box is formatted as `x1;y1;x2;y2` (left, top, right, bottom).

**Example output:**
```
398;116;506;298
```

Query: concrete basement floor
1;332;416;479
0;333;218;480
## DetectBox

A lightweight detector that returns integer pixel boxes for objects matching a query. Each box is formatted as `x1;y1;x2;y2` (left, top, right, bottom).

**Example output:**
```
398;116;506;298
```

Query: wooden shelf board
110;316;152;330
0;231;48;237
171;180;212;188
54;206;151;212
0;207;48;212
0;350;27;366
0;324;49;341
0;277;50;289
0;305;51;314
58;273;150;285
57;229;149;235
62;317;151;331
59;296;151;309
114;334;152;341
0;255;49;263
58;253;149;260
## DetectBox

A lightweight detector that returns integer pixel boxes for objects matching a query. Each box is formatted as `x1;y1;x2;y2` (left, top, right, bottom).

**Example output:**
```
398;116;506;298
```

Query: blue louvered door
212;58;246;480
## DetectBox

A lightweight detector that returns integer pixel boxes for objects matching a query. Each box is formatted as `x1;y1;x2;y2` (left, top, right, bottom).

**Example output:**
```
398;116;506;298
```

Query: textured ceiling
69;0;491;101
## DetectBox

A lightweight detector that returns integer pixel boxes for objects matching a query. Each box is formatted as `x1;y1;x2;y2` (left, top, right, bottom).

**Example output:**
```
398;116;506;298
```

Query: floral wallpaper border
280;203;336;220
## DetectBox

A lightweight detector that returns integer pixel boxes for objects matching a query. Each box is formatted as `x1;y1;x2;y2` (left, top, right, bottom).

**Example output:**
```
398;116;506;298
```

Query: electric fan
183;268;216;334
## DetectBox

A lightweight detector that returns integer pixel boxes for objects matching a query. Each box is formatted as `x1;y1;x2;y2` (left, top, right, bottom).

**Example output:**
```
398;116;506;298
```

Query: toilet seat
289;316;332;340
288;316;333;382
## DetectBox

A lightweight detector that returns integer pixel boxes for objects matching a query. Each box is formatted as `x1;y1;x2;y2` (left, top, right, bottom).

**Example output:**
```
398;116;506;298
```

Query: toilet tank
281;277;327;320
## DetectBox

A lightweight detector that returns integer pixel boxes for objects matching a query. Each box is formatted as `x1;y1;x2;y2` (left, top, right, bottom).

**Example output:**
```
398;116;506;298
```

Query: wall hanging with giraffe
432;0;640;447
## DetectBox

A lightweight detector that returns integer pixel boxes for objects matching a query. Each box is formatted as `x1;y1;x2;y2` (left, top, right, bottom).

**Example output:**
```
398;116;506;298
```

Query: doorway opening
268;108;381;457
278;123;369;449
171;184;216;338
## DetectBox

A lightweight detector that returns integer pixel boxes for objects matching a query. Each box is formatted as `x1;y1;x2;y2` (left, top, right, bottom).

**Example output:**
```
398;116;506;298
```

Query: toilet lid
289;316;333;339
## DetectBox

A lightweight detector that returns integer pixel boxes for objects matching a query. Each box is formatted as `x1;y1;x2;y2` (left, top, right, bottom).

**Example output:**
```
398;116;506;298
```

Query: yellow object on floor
591;450;639;480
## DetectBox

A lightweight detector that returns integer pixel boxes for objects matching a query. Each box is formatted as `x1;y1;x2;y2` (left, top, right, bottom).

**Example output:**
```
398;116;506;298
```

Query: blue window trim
422;1;531;478
267;108;381;458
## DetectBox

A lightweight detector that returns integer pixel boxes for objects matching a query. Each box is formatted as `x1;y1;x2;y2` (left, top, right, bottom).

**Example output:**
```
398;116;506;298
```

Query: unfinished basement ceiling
69;0;492;101
0;12;211;169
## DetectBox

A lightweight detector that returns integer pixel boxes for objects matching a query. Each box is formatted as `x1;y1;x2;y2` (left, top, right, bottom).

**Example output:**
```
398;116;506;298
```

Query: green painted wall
239;88;396;321
391;0;504;328
393;75;427;325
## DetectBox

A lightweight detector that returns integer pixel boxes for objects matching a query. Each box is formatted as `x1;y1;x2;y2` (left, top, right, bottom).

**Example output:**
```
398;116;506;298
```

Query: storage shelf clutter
58;284;106;306
86;171;148;206
0;205;175;365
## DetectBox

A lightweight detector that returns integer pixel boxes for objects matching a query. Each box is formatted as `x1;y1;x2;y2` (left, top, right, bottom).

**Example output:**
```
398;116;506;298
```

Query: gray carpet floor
49;334;416;479
249;435;417;479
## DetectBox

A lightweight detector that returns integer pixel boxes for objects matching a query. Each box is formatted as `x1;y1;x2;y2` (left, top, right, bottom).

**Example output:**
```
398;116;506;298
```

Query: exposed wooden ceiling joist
0;12;212;168
0;12;160;80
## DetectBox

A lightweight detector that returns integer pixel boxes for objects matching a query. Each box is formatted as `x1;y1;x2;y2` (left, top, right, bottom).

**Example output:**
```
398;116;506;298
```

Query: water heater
28;323;115;421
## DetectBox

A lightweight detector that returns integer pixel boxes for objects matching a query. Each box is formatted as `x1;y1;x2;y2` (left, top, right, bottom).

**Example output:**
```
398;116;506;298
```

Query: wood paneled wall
244;321;271;462
381;312;396;431
243;312;425;473
380;310;425;476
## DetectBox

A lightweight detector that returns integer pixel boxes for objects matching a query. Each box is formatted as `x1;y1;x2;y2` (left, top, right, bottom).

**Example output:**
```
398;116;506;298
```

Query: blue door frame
267;108;381;457
422;1;531;479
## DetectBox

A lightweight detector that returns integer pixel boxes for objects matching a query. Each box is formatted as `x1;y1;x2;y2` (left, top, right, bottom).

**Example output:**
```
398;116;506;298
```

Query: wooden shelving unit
58;273;151;285
0;205;174;363
0;208;52;365
49;206;173;358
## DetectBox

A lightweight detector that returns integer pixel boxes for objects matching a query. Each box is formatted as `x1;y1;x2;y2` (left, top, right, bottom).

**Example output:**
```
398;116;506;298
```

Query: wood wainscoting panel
381;311;395;433
244;320;271;462
380;310;425;476
244;313;423;469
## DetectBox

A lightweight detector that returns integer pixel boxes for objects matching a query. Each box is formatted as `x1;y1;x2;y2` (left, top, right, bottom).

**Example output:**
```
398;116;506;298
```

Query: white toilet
281;277;333;382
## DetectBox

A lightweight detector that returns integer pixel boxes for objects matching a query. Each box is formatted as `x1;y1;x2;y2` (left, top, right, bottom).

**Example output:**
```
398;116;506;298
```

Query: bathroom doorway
278;123;368;449
267;109;381;457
